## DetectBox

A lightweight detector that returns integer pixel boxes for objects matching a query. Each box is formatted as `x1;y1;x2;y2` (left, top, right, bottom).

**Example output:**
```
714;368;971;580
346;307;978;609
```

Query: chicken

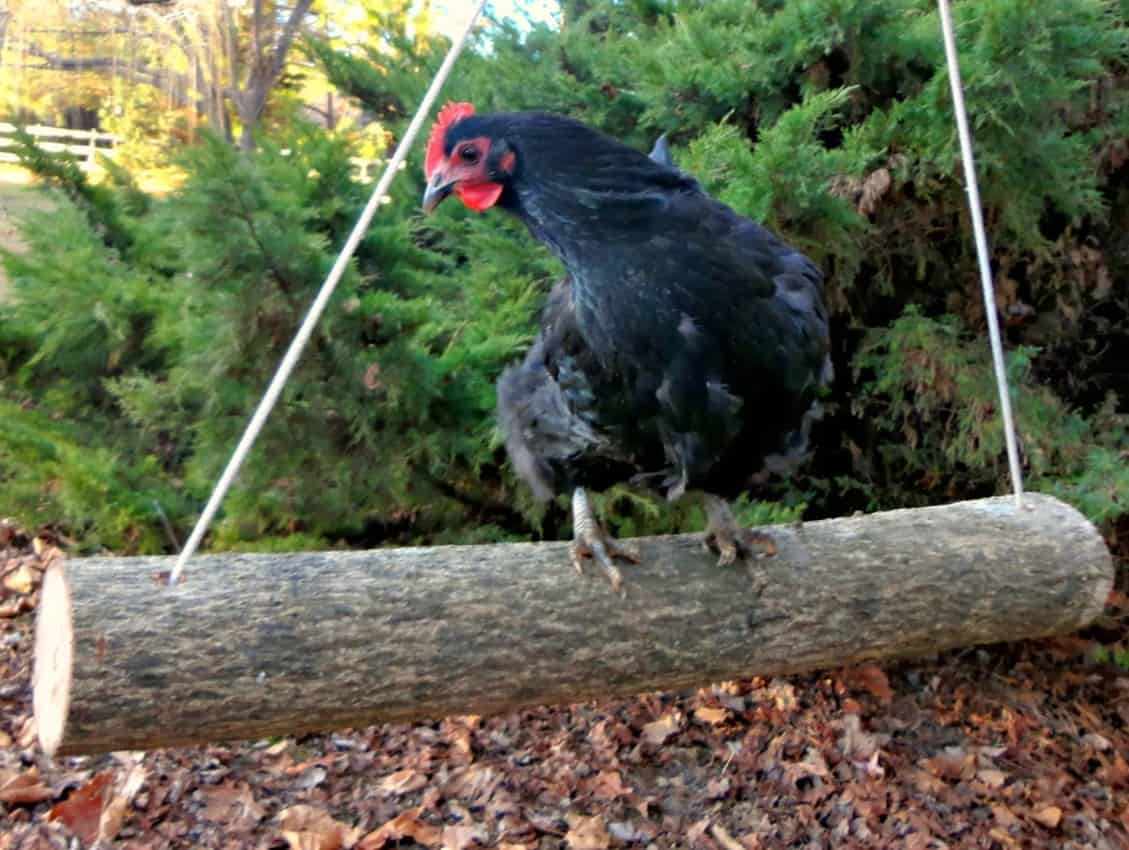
422;103;832;592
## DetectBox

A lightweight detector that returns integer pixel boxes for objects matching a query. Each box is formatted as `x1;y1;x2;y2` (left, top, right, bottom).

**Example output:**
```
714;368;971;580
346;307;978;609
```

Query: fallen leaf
992;804;1020;828
198;782;265;830
837;714;880;760
565;814;610;850
359;808;441;849
0;596;32;617
857;167;892;216
442;821;488;850
710;823;747;850
3;563;37;594
1081;733;1111;752
854;750;885;780
686;817;711;843
607;822;647;844
762;679;797;713
849;663;894;704
15;715;36;749
1032;806;1062;829
976;768;1007;789
694;706;729;725
924;747;975;781
642;713;680;746
0;768;53;805
278;804;360;850
988;827;1022;849
48;771;114;844
705;776;731;799
96;763;147;843
363;363;384;392
378;768;427;796
583;769;630;801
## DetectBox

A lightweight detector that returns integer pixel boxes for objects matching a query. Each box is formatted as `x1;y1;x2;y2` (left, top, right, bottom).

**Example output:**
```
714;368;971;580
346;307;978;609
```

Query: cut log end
33;561;73;758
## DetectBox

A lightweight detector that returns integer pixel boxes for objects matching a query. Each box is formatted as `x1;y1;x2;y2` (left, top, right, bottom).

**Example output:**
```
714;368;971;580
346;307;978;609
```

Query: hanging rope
936;0;1025;507
169;0;490;585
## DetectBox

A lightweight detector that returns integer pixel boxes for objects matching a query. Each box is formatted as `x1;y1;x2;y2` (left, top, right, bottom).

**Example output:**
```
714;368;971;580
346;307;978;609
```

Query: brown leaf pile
2;523;1127;849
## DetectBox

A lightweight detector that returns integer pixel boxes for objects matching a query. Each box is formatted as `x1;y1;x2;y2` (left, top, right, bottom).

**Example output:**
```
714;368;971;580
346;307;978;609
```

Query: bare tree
227;0;314;151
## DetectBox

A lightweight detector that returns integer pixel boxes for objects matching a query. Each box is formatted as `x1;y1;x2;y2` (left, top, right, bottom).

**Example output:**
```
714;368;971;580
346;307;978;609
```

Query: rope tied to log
936;0;1025;507
167;0;490;585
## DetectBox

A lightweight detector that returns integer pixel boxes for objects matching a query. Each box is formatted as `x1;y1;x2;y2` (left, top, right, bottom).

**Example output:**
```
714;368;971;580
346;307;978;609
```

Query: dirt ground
1;524;1128;850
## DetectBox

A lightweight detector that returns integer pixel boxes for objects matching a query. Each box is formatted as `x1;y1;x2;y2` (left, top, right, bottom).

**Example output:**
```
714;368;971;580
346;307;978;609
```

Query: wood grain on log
34;494;1112;756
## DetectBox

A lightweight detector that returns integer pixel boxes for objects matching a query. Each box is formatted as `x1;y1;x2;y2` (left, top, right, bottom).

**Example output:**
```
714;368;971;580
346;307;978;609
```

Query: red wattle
456;181;504;211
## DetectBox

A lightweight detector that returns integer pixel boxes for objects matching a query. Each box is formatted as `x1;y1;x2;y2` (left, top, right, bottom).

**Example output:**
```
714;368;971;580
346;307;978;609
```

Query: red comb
425;101;475;178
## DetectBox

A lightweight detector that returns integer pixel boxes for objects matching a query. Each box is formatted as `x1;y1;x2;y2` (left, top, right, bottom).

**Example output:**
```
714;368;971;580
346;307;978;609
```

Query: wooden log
34;493;1112;756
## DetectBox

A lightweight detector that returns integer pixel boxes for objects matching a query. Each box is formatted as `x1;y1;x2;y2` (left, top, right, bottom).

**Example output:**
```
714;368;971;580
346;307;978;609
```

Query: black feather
486;114;832;502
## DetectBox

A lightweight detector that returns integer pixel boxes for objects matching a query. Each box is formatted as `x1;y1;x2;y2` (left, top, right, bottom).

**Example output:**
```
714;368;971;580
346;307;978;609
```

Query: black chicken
423;103;831;591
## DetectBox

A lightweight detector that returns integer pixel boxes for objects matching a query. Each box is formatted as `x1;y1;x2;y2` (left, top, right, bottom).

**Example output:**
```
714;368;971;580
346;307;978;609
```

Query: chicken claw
571;487;640;592
703;494;778;567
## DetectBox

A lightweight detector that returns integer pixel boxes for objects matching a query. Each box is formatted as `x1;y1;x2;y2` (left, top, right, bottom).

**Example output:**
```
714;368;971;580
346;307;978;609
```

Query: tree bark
233;0;313;151
34;494;1112;757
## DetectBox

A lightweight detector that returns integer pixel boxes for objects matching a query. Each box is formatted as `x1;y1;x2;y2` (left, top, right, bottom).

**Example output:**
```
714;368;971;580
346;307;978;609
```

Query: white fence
0;123;118;169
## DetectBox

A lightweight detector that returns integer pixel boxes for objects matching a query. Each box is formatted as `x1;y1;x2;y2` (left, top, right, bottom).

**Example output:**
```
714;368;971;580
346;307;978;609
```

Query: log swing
32;1;1115;757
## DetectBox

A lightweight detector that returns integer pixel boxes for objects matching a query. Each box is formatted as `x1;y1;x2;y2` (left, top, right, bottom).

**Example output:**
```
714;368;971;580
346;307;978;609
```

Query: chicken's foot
702;494;778;567
571;487;640;593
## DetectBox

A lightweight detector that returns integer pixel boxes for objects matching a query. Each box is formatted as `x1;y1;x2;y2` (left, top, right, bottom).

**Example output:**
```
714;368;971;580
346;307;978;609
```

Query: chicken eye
459;145;480;164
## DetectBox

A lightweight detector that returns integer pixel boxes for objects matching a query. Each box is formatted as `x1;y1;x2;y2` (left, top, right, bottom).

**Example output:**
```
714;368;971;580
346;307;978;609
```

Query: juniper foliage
1;0;1126;554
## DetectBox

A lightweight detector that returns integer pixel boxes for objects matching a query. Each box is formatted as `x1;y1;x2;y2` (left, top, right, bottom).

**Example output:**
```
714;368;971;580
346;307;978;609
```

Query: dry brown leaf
642;713;680;746
1081;733;1111;751
976;768;1007;789
278;804;360;850
48;771;114;844
988;827;1022;849
686;817;711;843
0;767;53;805
857;167;892;216
762;679;797;713
837;714;880;760
0;595;32;617
710;823;748;850
584;769;630;801
923;747;975;781
1032;805;1063;829
359;808;441;849
3;563;37;594
97;763;147;843
705;776;731;799
442;821;488;850
15;715;36;749
377;768;427;796
694;706;729;726
849;663;894;704
565;814;611;850
992;804;1020;828
363;363;384;392
199;782;266;830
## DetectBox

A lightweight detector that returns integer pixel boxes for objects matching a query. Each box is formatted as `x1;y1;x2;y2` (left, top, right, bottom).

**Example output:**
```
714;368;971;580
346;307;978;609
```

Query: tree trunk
34;494;1112;757
233;0;313;151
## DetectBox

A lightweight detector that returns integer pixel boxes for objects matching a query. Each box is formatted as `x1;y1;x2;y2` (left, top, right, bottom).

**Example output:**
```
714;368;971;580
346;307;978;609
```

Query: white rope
169;0;489;585
936;0;1025;507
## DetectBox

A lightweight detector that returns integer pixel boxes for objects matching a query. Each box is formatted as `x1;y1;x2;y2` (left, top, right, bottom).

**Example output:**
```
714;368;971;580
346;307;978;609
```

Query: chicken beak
422;172;455;214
